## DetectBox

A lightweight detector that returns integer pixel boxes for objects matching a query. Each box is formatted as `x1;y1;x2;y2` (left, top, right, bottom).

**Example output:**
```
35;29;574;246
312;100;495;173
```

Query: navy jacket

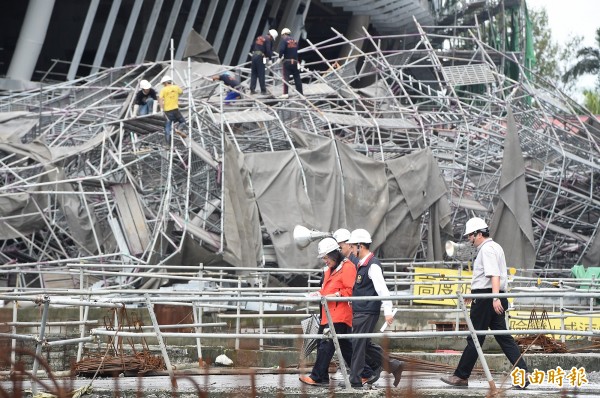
251;34;273;58
278;35;299;60
352;256;382;314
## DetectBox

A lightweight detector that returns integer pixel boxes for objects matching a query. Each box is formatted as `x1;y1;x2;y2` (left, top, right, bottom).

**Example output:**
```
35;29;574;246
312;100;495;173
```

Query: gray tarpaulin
0;114;101;254
182;29;220;64
379;169;420;259
245;132;452;269
222;137;263;267
298;139;346;233
582;229;600;267
336;142;389;248
384;148;452;260
490;107;536;272
290;128;388;248
244;150;318;269
245;134;388;269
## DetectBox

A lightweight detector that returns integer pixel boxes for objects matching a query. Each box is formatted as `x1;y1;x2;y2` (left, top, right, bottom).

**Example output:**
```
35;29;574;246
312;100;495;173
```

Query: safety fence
0;262;599;393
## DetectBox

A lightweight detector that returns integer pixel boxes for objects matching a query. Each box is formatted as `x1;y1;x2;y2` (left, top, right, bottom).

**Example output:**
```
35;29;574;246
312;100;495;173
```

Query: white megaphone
445;240;468;258
293;225;332;249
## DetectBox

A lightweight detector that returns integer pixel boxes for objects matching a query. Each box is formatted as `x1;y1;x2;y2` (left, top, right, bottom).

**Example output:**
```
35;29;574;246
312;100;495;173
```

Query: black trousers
309;323;353;383
349;313;383;385
282;59;303;95
250;55;266;93
454;290;528;379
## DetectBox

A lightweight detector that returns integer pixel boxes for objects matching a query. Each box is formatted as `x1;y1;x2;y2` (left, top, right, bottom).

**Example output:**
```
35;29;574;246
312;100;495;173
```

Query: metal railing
1;262;599;393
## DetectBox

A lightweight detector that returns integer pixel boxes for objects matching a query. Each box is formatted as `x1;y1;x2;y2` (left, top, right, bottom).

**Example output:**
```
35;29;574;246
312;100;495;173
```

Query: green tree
557;34;584;94
528;7;560;84
582;90;600;114
562;27;600;88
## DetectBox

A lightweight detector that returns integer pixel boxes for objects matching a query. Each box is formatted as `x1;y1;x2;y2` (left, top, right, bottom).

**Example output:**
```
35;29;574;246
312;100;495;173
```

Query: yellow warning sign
509;311;600;340
413;267;472;306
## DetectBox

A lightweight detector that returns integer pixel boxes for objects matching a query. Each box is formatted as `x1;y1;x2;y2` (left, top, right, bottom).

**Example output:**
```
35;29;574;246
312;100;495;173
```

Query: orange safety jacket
319;258;356;327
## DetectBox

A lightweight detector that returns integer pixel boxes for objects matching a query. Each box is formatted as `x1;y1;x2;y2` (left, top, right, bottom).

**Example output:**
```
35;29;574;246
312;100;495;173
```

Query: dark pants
282;59;303;95
350;313;386;385
164;109;186;141
250;54;266;93
309;323;353;383
454;290;528;379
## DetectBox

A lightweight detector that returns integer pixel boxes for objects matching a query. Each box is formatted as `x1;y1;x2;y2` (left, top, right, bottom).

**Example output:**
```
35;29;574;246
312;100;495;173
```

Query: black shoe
337;381;363;389
261;91;268;95
392;362;404;387
250;90;256;95
365;366;382;384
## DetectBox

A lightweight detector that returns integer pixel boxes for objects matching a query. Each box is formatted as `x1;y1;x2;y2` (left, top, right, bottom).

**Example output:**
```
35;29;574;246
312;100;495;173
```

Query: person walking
250;29;277;95
133;79;157;116
212;71;242;104
278;28;303;99
333;228;359;266
346;229;404;389
440;217;529;388
299;238;357;386
158;75;187;142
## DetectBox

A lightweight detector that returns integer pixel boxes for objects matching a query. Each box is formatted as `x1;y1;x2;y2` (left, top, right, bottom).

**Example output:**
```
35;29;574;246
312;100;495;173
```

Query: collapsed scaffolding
0;20;599;290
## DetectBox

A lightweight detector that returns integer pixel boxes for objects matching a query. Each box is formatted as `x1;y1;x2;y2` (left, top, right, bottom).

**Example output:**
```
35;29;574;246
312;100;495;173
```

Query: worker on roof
278;28;303;99
158;75;187;143
212;71;242;104
133;79;157;116
249;29;277;95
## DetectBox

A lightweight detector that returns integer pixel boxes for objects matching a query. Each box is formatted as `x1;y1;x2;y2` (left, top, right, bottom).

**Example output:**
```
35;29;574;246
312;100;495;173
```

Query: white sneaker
278;94;289;99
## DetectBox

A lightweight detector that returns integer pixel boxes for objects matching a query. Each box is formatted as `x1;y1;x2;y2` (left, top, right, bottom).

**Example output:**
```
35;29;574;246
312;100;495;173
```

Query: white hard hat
140;80;152;90
160;75;172;84
347;229;372;244
464;217;489;236
269;29;278;40
317;237;340;258
333;228;351;243
281;28;291;36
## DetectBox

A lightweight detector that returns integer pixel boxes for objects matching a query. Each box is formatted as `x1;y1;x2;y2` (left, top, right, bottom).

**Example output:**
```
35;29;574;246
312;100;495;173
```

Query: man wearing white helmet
277;28;303;99
441;217;529;388
133;79;157;116
158;75;187;142
249;29;278;95
346;229;404;389
299;237;356;387
333;228;359;266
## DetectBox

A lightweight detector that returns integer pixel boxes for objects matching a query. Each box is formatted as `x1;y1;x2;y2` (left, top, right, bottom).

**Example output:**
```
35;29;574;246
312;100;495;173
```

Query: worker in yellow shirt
158;75;187;143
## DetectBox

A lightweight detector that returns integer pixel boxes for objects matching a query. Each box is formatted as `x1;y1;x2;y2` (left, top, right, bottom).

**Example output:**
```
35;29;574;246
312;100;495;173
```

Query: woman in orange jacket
299;238;357;386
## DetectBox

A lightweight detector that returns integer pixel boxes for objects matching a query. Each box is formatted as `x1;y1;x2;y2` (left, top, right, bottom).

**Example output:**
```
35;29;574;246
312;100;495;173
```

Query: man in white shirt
345;229;404;389
441;217;528;388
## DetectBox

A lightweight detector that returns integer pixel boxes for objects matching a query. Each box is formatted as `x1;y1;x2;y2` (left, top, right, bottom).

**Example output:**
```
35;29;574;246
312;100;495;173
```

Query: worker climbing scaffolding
158;74;188;143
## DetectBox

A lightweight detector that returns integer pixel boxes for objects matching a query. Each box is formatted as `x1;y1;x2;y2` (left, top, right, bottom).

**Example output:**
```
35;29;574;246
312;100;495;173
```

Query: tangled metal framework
0;21;599;289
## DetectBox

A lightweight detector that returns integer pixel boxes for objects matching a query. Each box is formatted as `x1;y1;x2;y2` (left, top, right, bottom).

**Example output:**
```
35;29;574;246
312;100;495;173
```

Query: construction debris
0;22;599;290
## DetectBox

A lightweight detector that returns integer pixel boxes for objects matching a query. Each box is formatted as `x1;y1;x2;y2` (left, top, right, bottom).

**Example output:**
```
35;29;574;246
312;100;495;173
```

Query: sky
524;0;599;96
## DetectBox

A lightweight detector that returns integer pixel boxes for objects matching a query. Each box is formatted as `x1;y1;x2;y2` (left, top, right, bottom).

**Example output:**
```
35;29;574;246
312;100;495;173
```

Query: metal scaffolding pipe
44;336;94;347
87;328;599;340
